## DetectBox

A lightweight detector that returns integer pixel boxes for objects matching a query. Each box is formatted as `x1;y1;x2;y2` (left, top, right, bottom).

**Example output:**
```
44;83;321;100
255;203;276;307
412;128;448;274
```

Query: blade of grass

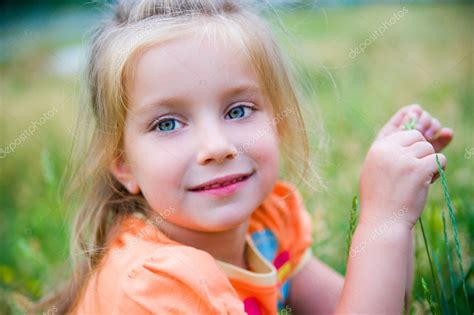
432;251;449;315
453;263;473;296
422;276;439;315
435;154;470;313
403;117;417;130
346;195;358;259
442;210;458;314
419;217;442;312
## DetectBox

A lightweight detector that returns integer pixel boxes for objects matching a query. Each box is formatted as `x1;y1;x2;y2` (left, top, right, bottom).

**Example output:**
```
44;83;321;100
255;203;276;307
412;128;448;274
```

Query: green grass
422;276;439;315
419;216;442;314
436;154;471;313
442;210;458;315
346;195;358;260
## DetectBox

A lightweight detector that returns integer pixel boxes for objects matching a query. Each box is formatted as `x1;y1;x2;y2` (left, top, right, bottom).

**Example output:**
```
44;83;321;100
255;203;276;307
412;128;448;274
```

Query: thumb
376;105;422;140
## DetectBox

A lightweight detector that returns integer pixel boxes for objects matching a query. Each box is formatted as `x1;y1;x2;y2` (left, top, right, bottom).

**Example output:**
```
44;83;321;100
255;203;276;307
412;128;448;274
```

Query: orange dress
71;180;313;314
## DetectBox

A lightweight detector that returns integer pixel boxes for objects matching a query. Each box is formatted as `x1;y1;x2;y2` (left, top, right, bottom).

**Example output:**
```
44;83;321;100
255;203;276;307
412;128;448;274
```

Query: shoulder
76;216;246;314
121;245;245;313
92;245;246;314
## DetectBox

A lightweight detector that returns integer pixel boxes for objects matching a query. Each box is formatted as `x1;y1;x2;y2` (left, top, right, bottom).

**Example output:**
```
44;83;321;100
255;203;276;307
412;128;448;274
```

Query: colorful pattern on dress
250;229;292;312
243;297;263;315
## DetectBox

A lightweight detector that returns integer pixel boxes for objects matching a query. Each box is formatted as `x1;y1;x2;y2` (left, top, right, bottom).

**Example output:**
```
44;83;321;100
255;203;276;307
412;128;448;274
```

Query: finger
424;118;441;141
405;104;423;117
399;106;423;129
406;141;435;159
420;153;446;181
386;129;426;147
431;127;454;152
416;110;432;134
400;104;423;124
378;105;422;139
400;112;419;130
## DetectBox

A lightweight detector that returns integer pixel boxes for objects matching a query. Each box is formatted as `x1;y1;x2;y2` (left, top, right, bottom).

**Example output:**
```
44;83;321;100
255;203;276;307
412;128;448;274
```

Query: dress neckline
121;212;279;286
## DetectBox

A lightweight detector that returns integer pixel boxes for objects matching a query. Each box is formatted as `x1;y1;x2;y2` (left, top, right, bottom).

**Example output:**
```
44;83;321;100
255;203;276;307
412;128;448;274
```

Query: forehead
126;32;262;110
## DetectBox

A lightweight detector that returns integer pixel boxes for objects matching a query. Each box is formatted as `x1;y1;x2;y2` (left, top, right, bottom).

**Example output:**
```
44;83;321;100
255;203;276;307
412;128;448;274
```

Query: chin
193;206;255;233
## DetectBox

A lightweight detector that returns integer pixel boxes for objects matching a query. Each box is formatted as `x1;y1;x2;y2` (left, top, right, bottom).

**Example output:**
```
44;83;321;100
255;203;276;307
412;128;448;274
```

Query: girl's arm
335;111;449;312
287;256;343;314
336;219;411;314
405;229;415;314
336;217;415;314
289;105;451;313
287;222;416;315
333;123;447;312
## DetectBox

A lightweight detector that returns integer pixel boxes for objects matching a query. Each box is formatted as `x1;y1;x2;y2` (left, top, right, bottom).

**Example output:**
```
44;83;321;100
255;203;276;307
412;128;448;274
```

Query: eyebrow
221;83;262;99
135;83;263;115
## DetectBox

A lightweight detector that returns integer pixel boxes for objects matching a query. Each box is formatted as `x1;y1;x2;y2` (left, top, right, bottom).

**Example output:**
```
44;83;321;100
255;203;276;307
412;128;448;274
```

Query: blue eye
152;104;255;134
226;105;254;120
153;118;184;133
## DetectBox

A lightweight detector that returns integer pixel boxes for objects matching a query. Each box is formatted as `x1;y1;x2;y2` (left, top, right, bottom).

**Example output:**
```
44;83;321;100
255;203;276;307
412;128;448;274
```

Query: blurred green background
1;1;473;314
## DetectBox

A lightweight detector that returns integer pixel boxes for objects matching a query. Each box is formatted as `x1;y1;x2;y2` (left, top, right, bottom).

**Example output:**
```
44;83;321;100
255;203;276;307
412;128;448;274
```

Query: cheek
126;137;189;211
259;134;280;173
252;133;278;163
243;119;280;183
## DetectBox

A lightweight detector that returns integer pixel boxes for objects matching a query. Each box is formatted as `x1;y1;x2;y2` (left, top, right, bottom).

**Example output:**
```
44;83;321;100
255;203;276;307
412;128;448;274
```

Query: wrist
348;221;410;260
358;206;413;232
355;215;412;244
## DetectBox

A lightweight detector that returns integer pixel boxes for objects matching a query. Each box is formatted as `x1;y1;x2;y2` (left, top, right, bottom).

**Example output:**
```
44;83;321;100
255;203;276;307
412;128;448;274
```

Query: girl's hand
359;128;447;230
375;104;453;152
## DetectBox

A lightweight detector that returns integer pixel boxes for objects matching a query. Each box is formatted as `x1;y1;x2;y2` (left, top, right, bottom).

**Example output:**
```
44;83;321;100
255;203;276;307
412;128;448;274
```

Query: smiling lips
188;172;254;192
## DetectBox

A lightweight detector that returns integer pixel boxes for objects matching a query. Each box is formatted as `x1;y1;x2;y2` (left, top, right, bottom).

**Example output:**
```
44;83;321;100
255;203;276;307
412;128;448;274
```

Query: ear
109;155;140;194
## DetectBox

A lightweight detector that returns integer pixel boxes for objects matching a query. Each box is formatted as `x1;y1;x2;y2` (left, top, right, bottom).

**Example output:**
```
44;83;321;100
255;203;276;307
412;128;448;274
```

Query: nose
196;124;238;165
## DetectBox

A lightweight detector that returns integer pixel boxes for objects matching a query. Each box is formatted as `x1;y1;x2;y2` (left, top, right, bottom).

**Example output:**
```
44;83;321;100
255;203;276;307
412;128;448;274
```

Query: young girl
34;0;454;314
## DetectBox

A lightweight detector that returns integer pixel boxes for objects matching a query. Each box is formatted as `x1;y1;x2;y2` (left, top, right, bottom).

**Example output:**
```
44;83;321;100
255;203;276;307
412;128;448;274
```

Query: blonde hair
31;0;324;313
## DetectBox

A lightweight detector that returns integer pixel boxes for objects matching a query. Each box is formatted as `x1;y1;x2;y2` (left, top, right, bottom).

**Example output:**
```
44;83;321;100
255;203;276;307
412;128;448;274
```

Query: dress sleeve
267;180;314;279
120;245;246;314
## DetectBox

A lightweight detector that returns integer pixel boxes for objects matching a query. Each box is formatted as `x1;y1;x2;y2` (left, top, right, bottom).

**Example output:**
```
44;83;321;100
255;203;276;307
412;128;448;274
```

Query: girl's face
111;34;280;232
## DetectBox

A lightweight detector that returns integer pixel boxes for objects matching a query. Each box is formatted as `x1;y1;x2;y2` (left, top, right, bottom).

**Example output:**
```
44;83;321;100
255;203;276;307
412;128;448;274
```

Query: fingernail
425;130;434;139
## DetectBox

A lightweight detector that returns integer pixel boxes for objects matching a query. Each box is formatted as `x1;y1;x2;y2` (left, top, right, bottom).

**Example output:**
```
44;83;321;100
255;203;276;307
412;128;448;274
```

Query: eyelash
150;103;257;134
